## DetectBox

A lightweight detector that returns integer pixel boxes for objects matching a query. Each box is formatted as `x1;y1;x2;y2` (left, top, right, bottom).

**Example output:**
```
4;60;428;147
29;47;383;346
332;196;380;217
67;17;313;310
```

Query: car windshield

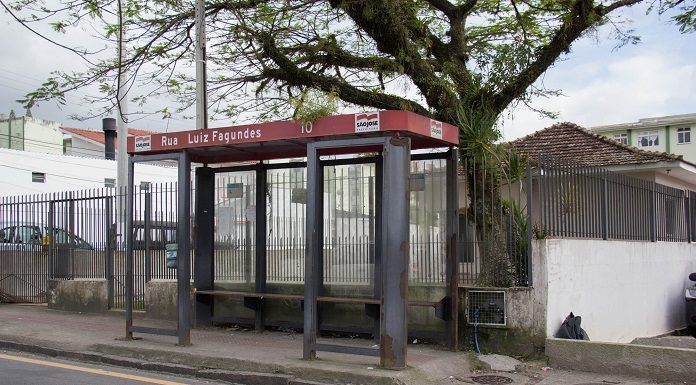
42;227;91;249
0;225;41;244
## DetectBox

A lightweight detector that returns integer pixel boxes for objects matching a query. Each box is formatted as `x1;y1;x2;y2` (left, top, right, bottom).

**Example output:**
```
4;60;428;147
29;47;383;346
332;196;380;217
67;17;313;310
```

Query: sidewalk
0;303;692;385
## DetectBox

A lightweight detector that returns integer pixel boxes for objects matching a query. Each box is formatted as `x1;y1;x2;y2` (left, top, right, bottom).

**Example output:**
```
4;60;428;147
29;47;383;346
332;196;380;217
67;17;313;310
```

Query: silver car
0;224;93;250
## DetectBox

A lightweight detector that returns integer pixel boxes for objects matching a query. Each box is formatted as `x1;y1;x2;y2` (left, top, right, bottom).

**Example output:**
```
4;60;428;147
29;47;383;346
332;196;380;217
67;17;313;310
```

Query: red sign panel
127;110;458;155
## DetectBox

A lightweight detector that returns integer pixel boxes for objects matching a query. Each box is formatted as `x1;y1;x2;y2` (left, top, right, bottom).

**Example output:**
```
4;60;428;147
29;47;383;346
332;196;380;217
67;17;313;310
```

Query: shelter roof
510;122;692;167
126;111;458;163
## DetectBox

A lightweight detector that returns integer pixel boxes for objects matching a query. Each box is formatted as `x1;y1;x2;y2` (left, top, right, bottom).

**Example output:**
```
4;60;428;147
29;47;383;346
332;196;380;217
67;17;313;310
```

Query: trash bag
555;312;590;340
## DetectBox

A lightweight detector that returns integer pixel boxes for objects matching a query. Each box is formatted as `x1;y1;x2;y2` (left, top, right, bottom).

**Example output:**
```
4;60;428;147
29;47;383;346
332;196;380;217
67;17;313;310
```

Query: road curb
546;337;696;383
0;338;401;385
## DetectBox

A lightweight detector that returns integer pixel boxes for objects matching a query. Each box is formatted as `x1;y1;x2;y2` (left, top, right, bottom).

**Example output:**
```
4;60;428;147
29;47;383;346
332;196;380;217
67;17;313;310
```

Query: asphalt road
0;352;233;385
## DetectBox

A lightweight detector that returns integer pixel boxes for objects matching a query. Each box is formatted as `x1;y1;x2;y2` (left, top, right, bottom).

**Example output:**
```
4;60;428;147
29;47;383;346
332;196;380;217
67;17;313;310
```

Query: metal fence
0;157;452;306
458;156;532;288
536;156;692;243
6;152;691;306
0;190;112;303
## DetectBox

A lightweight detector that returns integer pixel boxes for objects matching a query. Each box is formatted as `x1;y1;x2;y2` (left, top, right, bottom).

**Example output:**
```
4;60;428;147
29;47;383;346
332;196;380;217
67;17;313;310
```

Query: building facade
590;113;696;163
0;148;178;196
0;112;65;155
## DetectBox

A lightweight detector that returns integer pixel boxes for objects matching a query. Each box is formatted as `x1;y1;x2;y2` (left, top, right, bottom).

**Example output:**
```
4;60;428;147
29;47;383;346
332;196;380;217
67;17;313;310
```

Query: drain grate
470;375;514;384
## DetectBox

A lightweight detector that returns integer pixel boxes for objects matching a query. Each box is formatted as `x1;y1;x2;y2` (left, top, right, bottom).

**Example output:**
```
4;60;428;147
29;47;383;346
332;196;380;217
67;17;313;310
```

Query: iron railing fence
0;190;113;303
0;157;455;305
458;156;533;288
536;156;692;243
6;153;693;304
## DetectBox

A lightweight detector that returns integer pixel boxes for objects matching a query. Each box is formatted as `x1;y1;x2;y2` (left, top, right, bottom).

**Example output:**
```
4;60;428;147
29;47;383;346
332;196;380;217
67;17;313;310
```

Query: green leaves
289;88;339;125
7;0;683;134
50;21;66;33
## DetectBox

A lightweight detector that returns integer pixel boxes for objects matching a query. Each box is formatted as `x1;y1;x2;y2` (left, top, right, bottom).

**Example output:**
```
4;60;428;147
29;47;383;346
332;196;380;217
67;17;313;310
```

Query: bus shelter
125;110;459;369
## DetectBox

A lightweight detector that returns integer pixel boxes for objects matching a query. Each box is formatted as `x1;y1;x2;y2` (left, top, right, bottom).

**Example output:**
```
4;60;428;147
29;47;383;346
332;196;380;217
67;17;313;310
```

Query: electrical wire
0;132;105;156
0;163;108;184
0;0;97;65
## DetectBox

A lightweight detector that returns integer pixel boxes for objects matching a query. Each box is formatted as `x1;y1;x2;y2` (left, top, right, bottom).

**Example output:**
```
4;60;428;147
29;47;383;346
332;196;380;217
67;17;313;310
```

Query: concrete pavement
0;303;694;385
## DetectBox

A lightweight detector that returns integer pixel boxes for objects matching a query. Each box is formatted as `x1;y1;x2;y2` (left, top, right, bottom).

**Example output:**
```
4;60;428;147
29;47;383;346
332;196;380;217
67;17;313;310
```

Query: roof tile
510;122;689;167
61;126;157;146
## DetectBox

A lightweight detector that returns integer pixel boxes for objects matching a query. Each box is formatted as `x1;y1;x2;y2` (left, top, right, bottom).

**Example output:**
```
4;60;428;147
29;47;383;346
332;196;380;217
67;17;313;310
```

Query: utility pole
116;1;128;230
195;0;208;130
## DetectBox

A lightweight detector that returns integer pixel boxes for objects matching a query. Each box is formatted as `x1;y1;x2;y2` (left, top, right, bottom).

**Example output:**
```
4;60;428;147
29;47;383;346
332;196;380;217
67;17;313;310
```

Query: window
31;172;45;183
104;178;116;188
677;127;691;144
0;226;15;243
637;131;659;147
613;133;628;145
63;137;72;155
14;226;41;244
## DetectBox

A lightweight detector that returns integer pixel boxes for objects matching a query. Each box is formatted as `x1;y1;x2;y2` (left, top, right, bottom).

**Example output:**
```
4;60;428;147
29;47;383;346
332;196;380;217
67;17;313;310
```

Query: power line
0;163;107;184
0;132;105;156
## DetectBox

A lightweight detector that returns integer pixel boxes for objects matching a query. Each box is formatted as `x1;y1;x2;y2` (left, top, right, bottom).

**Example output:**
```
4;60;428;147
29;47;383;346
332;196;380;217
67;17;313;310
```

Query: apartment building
590;113;696;163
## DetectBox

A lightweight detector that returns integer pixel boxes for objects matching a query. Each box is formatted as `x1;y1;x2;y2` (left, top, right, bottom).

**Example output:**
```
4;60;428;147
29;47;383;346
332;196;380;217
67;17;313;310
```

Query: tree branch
490;0;642;114
329;0;460;119
259;33;431;116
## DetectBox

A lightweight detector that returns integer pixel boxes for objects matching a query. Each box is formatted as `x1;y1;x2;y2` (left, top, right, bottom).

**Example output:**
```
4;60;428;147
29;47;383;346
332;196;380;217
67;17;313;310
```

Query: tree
6;0;691;134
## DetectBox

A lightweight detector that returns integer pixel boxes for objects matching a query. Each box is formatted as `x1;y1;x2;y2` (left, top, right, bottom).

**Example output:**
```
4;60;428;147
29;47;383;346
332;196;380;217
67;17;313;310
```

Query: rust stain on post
390;137;408;147
380;334;395;367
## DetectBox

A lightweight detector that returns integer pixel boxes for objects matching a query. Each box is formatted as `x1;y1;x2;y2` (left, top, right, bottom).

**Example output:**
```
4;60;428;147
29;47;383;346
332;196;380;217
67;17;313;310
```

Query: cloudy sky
0;3;694;140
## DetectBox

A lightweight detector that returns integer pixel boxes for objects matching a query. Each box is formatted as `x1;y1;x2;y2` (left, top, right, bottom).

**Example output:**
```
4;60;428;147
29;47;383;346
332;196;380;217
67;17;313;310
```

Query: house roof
61;126;156;146
510;122;692;167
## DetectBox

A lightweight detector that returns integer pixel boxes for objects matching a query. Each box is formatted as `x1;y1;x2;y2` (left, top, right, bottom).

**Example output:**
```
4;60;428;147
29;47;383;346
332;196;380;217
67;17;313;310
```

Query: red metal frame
127;110;458;159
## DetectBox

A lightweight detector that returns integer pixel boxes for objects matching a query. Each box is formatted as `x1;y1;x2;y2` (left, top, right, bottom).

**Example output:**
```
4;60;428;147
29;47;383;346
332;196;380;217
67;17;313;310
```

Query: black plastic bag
555;312;590;340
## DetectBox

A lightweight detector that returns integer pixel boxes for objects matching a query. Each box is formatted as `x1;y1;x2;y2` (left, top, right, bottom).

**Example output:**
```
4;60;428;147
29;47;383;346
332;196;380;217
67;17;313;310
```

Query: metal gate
0;191;113;303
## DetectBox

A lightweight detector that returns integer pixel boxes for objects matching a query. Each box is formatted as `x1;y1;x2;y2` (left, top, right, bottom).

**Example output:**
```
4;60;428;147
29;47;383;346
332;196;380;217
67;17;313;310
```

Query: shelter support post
380;137;410;369
195;167;215;327
303;142;322;360
371;158;383;341
177;151;192;346
254;164;268;331
445;147;459;351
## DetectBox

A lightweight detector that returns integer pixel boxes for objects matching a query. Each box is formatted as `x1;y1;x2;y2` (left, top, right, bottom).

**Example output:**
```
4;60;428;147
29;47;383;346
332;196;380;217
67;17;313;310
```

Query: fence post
537;155;544;238
525;160;533;287
685;190;692;243
601;174;608;240
650;183;656;242
144;189;152;282
106;196;114;309
69;193;75;278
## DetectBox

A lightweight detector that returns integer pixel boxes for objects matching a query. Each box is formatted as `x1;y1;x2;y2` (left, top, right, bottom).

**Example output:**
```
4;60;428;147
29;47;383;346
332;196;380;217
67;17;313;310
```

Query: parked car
132;221;177;250
0;224;93;250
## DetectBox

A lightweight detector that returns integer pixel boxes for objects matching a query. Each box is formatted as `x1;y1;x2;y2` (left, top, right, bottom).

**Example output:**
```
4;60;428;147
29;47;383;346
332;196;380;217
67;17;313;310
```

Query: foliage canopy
7;0;693;140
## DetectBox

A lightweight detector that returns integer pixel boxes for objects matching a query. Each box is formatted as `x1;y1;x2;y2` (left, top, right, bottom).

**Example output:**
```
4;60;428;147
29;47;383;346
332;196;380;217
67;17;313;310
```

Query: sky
0;3;694;140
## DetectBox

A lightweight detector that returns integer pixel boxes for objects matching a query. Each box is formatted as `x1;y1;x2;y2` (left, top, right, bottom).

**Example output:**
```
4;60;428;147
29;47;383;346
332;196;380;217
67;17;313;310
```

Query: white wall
68;136;105;159
24;117;64;155
540;238;696;343
0;148;178;196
